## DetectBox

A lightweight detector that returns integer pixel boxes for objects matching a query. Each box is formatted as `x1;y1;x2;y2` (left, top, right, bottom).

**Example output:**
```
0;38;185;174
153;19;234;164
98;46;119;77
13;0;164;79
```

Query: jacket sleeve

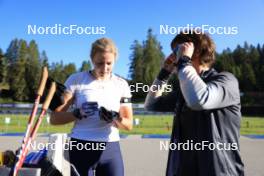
178;65;240;110
144;79;177;112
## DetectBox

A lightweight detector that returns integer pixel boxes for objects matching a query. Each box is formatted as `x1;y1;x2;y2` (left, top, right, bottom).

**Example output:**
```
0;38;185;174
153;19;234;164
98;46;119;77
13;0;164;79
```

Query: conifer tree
80;60;92;72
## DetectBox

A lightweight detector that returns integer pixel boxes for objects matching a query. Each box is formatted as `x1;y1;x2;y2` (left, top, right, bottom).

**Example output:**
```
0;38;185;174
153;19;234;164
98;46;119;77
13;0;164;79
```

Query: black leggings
69;138;124;176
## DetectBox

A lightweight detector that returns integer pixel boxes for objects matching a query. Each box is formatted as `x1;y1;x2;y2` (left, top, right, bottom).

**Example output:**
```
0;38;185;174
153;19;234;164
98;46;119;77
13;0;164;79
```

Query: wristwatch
177;56;192;71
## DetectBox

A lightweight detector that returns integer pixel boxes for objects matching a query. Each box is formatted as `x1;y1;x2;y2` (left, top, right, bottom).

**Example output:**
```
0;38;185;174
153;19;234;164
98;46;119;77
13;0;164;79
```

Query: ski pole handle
42;82;56;110
37;67;48;96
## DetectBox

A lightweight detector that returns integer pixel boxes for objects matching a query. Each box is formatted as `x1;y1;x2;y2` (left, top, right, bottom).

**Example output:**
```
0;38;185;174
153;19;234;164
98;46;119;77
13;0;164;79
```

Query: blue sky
0;0;264;78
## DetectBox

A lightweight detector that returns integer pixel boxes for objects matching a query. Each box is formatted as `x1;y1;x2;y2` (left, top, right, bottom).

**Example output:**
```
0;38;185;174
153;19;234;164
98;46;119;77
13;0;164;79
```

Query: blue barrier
243;135;264;139
142;134;170;139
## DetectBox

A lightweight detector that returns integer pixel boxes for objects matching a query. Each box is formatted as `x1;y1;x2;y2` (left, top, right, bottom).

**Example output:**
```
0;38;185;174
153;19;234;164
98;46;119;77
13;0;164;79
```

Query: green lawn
0;114;264;135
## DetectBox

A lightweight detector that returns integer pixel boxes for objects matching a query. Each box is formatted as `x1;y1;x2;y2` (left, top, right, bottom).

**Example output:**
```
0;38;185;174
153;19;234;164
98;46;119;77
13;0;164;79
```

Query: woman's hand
162;42;194;73
163;53;177;72
50;92;76;125
178;42;194;59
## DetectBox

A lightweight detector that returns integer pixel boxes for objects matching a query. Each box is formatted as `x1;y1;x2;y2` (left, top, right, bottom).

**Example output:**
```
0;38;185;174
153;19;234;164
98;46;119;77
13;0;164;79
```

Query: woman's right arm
50;92;77;125
144;79;177;112
144;54;178;112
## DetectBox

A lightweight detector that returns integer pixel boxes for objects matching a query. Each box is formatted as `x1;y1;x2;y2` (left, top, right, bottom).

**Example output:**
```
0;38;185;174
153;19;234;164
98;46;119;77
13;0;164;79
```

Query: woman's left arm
114;104;133;131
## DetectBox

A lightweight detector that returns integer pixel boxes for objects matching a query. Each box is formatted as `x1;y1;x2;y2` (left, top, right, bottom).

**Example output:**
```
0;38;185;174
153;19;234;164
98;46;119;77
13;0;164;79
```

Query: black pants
69;138;124;176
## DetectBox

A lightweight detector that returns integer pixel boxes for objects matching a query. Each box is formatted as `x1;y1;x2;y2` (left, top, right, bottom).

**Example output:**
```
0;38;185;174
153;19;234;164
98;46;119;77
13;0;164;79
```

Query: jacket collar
200;68;218;81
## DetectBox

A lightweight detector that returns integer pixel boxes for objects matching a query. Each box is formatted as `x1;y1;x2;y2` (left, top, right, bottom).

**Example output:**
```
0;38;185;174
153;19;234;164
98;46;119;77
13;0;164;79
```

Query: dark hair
170;30;216;66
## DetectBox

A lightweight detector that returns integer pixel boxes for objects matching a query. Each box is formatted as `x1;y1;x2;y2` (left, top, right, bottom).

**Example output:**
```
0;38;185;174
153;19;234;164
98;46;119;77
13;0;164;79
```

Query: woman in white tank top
50;38;133;176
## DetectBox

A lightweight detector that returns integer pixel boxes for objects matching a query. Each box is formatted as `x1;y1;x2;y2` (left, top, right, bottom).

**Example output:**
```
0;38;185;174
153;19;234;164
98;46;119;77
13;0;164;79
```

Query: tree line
0;39;91;102
129;29;264;104
1;30;264;104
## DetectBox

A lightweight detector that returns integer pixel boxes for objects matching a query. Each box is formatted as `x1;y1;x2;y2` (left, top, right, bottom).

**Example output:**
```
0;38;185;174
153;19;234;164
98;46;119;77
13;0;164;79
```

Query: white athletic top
64;71;132;142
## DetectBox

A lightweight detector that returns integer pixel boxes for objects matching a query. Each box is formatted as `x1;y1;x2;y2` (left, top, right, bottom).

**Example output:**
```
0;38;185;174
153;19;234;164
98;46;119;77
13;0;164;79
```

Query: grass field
0;114;264;135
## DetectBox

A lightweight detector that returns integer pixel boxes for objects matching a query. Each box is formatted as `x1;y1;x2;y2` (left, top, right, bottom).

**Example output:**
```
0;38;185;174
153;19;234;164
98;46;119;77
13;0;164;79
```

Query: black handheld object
72;108;82;120
99;107;120;123
41;77;66;111
72;102;99;120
